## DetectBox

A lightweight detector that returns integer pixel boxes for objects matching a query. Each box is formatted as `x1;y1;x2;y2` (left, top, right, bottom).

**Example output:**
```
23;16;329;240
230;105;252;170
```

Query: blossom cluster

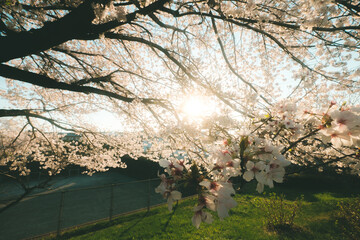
155;101;360;228
319;106;360;148
0;131;126;177
155;134;290;228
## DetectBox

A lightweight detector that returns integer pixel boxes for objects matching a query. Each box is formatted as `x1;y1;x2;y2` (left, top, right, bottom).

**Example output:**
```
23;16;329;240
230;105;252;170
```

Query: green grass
47;173;360;240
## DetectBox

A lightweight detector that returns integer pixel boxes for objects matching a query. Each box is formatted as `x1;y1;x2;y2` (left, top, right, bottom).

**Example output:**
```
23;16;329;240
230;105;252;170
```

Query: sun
86;110;124;132
181;95;214;119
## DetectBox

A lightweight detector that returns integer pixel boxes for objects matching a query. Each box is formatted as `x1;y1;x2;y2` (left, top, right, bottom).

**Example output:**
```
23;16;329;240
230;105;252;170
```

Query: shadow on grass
116;211;150;239
266;217;342;240
54;210;160;240
238;172;360;202
267;224;313;240
161;201;179;232
306;218;337;232
303;217;343;239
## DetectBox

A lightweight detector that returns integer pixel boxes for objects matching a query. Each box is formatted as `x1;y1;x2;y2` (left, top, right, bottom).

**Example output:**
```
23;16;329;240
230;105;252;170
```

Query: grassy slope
50;173;360;240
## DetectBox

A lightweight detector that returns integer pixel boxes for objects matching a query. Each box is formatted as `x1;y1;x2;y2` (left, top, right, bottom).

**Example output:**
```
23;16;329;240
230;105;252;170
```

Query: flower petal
243;171;254;182
199;180;211;189
192;212;202;229
171;190;182;201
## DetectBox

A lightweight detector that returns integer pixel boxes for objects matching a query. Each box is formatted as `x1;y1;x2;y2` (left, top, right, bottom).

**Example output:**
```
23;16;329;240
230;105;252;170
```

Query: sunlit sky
0;76;218;132
0;74;297;132
1;59;356;132
86;94;218;132
86;110;125;132
181;95;216;119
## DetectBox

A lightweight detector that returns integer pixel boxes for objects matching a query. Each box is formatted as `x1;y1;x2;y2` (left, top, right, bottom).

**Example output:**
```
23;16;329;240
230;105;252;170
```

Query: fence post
109;184;114;221
57;191;65;237
147;179;151;211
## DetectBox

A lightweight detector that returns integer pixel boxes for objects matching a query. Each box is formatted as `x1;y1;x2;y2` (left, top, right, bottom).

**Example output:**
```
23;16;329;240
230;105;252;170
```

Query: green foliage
335;197;360;240
117;155;160;180
0;0;16;6
180;163;203;196
254;193;303;232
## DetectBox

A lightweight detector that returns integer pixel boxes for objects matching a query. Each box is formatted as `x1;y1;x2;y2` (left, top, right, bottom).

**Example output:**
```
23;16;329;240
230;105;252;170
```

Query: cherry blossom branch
210;12;272;106
0;0;96;62
0;0;171;62
286;153;357;175
0;109;76;132
281;129;321;154
0;64;164;105
0;176;52;214
102;33;252;117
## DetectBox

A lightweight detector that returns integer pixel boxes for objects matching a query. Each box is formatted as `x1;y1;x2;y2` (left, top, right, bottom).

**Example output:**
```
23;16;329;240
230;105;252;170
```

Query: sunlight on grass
48;174;360;240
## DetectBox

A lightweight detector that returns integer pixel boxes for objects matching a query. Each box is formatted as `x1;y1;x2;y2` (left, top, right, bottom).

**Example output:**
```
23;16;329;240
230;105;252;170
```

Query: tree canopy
0;0;360;220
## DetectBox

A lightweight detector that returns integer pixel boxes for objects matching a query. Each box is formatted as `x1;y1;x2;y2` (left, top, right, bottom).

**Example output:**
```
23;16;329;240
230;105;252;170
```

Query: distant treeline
115;155;160;180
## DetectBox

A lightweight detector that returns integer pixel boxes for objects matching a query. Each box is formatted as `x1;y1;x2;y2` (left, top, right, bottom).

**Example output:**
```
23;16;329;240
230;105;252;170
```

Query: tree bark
0;1;95;63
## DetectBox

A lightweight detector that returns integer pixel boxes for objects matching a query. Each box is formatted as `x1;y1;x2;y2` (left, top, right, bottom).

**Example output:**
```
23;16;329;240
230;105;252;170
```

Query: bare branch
0;64;162;105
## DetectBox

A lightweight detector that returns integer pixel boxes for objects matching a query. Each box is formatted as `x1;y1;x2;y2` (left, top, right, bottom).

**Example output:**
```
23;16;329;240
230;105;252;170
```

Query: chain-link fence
0;178;166;240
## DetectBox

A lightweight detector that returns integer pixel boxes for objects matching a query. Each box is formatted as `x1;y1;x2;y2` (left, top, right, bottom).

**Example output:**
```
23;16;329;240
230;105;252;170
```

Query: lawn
48;172;360;240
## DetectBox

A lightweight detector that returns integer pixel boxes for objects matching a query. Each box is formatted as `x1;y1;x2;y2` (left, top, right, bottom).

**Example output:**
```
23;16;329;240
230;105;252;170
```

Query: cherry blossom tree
0;0;359;223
